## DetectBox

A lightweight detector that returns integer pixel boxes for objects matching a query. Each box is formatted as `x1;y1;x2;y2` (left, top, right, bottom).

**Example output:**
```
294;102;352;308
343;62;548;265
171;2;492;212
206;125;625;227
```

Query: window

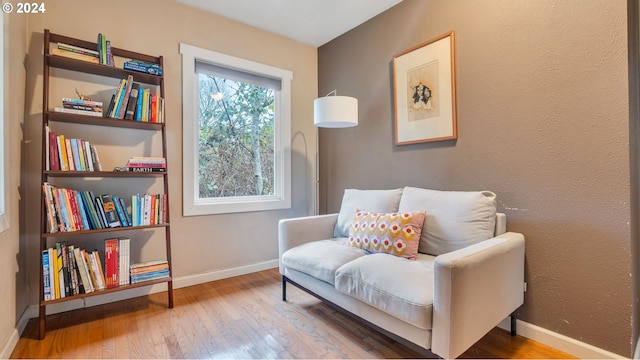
0;13;7;233
180;44;292;215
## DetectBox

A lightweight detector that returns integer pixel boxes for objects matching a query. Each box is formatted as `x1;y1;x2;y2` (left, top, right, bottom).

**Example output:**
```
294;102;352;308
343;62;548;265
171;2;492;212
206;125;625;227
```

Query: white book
54;107;103;117
74;247;93;293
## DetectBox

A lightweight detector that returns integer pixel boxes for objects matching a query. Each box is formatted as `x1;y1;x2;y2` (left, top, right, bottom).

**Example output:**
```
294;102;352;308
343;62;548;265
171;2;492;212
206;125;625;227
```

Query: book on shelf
54;107;103;117
97;33;113;66
104;239;119;288
46;133;101;172
42;250;52;301
123;59;163;76
50;47;99;64
130;193;167;226
43;241;123;300
56;42;99;57
118;237;131;286
130;259;169;284
42;183;137;233
124;83;140;120
62;98;103;113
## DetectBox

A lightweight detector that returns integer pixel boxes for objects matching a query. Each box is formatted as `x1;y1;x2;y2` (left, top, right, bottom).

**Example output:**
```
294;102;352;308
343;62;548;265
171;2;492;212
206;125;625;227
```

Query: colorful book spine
104;239;119;288
42;250;52;301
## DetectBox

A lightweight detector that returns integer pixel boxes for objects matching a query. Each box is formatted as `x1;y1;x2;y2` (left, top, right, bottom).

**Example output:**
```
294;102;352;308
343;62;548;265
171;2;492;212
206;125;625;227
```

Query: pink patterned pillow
348;210;426;260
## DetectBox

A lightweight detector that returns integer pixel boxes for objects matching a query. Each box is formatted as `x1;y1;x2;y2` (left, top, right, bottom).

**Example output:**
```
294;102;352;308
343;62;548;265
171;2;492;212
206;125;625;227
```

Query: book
56;42;99;57
74;247;93;293
100;195;121;228
118;237;130;286
123;60;163;76
127;167;167;173
124;83;140;120
109;79;127;118
88;251;105;291
118;197;133;227
104;239;119;288
61;98;104;106
116;75;134;119
56;135;68;171
54;107;103;117
112;195;129;227
64;138;75;171
55;243;65;298
50;47;99;64
48;248;56;298
90;145;103;171
42;250;52;301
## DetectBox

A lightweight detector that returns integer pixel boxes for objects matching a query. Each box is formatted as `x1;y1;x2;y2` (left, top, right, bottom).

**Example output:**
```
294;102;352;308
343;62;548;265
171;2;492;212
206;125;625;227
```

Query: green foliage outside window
198;74;275;198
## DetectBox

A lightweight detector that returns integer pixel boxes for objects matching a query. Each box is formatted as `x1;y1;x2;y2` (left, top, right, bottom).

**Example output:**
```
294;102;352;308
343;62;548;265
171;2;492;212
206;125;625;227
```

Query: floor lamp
313;91;358;215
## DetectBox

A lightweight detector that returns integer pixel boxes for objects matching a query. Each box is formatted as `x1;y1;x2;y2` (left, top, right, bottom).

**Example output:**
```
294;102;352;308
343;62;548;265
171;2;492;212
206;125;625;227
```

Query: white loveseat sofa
278;187;525;359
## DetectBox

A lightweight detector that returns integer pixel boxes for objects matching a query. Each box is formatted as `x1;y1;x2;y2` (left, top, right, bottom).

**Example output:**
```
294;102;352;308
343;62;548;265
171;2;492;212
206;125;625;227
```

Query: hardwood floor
11;268;575;359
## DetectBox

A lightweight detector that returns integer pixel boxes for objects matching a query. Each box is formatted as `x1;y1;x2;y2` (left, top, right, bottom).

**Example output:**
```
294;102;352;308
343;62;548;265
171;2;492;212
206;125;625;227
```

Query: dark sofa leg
282;276;287;301
510;312;517;336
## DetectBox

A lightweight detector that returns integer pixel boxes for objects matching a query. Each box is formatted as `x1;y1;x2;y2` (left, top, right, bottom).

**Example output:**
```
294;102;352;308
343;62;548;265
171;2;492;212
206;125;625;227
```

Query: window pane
197;74;275;198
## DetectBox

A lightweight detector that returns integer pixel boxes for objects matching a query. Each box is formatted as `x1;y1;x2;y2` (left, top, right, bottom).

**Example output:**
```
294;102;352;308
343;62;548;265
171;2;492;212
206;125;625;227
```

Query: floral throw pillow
348;210;426;260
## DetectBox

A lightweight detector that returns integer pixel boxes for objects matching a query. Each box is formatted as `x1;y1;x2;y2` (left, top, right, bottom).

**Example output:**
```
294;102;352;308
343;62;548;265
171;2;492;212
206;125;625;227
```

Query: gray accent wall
318;0;631;356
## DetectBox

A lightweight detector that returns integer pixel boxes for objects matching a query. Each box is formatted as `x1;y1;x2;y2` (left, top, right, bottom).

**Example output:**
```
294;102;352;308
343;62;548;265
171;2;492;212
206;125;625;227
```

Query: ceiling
177;0;403;47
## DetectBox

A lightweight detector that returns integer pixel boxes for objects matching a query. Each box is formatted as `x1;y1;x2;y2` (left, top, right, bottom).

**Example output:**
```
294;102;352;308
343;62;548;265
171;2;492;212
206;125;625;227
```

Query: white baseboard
498;318;627;359
0;308;31;359
173;259;279;289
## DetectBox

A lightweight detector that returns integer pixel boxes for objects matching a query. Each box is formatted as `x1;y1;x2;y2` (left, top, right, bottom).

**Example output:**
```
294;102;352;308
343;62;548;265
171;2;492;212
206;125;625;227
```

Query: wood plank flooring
11;268;575;359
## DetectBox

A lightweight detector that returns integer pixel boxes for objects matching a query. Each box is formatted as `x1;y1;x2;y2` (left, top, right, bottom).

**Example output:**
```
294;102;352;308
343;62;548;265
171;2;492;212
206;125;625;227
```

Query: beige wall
21;0;316;314
0;11;27;357
318;0;631;356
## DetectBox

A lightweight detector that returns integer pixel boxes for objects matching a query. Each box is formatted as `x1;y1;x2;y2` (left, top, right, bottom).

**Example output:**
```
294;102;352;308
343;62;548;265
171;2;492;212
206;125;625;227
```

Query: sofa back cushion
334;188;403;238
397;187;497;256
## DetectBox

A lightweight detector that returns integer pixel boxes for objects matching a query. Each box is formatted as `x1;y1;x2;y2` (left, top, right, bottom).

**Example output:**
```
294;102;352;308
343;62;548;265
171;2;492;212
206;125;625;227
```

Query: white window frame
0;13;8;233
180;43;292;215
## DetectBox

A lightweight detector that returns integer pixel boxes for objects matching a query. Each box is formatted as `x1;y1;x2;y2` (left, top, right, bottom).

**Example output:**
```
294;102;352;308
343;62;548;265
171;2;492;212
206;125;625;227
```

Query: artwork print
407;60;440;122
393;31;457;145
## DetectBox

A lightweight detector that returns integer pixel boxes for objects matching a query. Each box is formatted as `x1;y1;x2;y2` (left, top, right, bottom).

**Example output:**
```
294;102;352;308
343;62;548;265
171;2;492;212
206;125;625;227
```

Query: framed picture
393;31;457;145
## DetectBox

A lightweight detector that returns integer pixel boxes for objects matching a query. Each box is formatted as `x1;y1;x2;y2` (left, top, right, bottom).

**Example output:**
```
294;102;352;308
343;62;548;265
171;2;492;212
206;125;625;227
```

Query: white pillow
397;187;497;255
334;188;403;238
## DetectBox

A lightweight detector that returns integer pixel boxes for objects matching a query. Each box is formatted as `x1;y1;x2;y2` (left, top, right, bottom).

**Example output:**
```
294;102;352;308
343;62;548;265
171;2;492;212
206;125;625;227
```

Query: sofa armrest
431;232;525;359
278;213;339;274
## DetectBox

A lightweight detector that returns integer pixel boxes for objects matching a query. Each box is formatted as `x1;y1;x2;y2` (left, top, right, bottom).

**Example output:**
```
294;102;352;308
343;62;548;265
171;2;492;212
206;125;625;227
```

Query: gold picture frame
393;31;457;145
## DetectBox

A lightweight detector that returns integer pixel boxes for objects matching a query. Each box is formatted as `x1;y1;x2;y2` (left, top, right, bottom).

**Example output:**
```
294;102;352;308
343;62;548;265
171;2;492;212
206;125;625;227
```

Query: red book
150;94;157;123
49;130;60;171
104;239;119;288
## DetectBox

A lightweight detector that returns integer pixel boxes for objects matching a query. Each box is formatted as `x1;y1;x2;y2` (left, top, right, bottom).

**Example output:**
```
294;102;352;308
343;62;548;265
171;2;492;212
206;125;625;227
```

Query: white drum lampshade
314;95;358;128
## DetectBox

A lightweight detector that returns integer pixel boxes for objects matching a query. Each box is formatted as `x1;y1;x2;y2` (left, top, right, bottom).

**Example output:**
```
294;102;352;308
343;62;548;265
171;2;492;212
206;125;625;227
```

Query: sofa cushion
397;187;497;256
281;239;367;285
348;210;426;260
335;253;435;330
334;189;403;238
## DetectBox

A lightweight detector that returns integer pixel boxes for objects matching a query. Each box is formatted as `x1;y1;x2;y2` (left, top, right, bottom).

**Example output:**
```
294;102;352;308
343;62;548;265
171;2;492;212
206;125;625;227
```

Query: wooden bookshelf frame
39;29;173;339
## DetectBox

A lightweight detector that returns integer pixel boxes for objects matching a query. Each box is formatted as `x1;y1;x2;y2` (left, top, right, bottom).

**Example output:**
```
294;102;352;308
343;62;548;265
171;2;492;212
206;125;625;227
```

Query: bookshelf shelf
42;223;169;238
44;170;167;177
41;276;172;305
39;29;173;340
46;111;165;130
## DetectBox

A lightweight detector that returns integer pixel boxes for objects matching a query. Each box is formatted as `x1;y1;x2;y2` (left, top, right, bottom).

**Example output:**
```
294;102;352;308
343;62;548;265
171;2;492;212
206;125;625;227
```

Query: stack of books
124;59;163;76
130;260;169;284
96;33;113;66
126;156;166;172
54;98;103;117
